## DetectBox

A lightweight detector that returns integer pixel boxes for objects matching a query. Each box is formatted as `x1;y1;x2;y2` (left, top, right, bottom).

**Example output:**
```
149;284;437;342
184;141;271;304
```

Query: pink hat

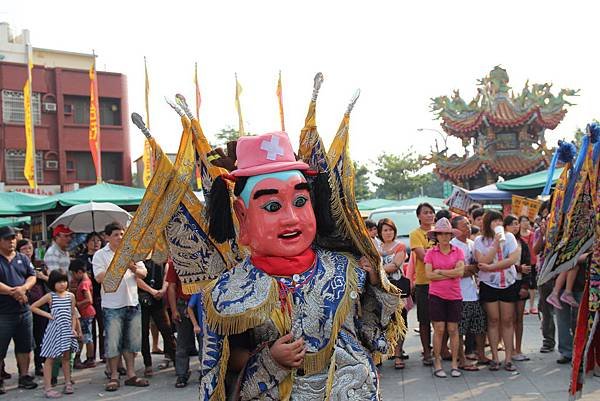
231;132;309;177
427;217;455;240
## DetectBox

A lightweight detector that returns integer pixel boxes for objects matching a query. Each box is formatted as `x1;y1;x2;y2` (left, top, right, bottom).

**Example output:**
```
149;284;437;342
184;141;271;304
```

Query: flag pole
276;70;285;132
235;73;244;136
24;33;37;189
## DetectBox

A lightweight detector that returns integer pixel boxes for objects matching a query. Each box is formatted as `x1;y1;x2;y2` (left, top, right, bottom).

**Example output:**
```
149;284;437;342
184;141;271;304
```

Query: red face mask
234;173;316;258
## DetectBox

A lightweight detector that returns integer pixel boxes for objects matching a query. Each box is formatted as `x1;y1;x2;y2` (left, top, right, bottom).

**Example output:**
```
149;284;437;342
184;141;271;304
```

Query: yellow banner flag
142;57;153;187
89;62;102;183
23;55;36;189
235;73;245;136
276;70;285;132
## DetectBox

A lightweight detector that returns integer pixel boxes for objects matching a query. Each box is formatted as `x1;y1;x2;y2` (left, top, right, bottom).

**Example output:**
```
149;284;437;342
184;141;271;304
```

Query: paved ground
1;308;599;400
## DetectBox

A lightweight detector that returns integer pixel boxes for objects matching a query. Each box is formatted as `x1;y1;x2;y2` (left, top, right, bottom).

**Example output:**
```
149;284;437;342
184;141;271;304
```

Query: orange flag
89;61;102;183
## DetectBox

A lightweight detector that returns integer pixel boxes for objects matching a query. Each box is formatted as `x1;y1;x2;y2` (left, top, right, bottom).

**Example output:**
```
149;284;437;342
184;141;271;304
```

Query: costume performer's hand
270;333;306;369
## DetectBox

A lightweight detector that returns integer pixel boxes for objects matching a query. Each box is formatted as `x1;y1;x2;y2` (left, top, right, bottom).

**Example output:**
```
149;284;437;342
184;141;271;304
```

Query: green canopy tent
0;191;52;215
52;182;146;207
496;167;564;191
357;198;404;212
395;196;446;209
0;216;31;228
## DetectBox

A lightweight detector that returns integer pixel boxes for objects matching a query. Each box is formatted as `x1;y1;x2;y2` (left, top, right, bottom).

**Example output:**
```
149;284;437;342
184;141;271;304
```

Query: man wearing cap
44;225;73;273
0;226;38;393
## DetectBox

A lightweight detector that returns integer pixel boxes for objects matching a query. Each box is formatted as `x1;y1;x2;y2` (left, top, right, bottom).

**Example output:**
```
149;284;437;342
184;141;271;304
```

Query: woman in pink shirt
425;218;465;378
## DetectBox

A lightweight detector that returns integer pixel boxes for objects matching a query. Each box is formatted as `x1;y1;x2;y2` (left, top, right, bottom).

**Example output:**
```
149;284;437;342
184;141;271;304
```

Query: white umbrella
50;202;132;233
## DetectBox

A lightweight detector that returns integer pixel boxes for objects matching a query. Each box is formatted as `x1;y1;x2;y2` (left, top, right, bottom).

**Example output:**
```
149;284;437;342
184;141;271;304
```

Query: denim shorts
103;305;141;358
0;310;35;358
79;317;94;344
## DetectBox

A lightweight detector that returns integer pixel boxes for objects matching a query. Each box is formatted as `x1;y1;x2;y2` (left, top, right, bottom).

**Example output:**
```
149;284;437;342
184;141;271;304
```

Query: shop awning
496;167;563;191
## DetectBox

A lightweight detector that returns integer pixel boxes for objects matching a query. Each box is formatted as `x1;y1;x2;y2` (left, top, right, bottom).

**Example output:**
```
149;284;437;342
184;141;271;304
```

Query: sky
3;1;600;174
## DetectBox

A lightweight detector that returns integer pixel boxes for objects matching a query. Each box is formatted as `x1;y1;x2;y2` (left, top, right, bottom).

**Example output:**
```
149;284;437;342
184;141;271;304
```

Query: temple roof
434;152;549;182
431;66;577;139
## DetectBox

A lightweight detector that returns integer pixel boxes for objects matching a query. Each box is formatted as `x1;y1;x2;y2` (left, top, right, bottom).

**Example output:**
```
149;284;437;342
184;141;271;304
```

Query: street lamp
417;128;448;149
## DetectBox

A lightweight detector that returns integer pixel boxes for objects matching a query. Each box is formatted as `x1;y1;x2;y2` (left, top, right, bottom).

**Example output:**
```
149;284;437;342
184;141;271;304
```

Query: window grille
4;149;43;182
2;90;41;124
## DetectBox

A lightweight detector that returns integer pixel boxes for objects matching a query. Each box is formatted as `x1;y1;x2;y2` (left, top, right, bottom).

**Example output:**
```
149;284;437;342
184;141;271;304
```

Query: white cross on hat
260;135;285;161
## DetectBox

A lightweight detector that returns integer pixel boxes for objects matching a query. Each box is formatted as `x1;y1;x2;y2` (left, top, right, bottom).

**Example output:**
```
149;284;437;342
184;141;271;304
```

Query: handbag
139;290;154;307
389;275;411;298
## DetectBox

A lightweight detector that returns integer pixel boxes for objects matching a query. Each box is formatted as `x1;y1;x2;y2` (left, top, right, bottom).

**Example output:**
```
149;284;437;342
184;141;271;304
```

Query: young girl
31;270;79;398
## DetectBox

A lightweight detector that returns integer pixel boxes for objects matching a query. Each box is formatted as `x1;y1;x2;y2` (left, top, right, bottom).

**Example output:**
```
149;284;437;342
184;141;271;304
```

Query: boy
187;292;203;370
70;260;96;369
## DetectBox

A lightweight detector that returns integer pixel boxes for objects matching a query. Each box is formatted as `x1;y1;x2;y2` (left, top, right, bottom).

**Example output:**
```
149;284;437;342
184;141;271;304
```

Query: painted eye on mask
293;196;308;208
262;201;282;212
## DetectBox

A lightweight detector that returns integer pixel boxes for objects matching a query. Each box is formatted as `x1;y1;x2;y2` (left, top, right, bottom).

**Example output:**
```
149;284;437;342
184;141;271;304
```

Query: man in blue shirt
0;226;38;393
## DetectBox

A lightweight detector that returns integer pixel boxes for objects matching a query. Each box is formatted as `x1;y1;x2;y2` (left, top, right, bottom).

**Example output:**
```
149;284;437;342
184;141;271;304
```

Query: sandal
450;368;462;378
124;376;149;387
105;379;119;392
394;357;405;370
45;389;62;398
158;359;172;370
459;364;479;371
488;360;500;371
144;367;154;378
63;383;74;394
504;362;517;372
422;356;434;366
433;369;447;378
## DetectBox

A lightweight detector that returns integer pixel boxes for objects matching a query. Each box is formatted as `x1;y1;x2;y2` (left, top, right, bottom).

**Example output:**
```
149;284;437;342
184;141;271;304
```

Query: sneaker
18;375;38;390
546;293;563;310
540;345;554;353
557;356;572;364
560;292;579;308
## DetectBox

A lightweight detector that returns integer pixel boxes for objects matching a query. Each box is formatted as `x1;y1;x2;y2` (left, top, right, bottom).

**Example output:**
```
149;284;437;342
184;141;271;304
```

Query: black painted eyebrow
294;183;310;191
253;189;278;200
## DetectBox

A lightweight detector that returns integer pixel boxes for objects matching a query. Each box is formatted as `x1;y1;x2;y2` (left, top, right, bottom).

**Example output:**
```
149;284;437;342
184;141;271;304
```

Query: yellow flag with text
23;57;36;188
142;57;153;187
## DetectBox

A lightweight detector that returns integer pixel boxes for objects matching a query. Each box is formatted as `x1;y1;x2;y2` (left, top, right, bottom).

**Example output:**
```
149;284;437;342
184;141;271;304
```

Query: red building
0;36;131;193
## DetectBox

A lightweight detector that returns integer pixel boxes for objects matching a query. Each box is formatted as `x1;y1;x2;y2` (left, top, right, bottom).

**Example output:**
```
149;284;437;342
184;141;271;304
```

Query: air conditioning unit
45;160;58;170
43;102;57;113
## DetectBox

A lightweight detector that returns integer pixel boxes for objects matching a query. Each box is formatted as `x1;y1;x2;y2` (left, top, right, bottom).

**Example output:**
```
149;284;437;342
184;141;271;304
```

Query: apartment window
67;151;122;181
65;96;121;126
99;98;121;126
2;90;41;124
5;149;43;182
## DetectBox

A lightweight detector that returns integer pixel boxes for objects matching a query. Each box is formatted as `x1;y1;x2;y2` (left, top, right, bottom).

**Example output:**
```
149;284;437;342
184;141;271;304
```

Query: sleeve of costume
198;323;229;401
356;266;402;354
238;343;291;401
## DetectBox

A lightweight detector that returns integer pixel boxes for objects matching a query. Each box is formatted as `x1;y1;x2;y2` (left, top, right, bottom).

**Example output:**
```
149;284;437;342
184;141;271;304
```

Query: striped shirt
44;243;71;273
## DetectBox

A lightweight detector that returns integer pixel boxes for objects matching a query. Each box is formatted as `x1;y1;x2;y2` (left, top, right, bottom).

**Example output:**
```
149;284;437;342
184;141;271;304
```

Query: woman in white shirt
473;210;520;372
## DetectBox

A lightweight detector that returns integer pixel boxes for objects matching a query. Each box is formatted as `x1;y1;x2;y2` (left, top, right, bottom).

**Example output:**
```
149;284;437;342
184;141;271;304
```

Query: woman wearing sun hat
424;217;465;378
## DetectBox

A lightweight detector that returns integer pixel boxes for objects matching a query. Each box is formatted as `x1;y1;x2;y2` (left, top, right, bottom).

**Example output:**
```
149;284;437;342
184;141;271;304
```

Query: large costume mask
233;170;316;257
230;132;314;258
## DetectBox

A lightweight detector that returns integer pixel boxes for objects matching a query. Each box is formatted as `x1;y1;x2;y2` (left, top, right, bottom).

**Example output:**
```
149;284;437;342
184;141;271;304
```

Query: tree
374;150;444;199
374;150;421;199
353;162;372;200
214;127;241;147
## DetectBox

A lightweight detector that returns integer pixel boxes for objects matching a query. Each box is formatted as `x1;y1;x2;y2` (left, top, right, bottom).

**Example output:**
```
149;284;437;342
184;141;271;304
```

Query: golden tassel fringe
204;278;280;335
209;335;230;401
324;348;337;401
